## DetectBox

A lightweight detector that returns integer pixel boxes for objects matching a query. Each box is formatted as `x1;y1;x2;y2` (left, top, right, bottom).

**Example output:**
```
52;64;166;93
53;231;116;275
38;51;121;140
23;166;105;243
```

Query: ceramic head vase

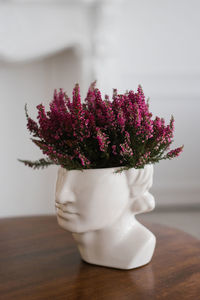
55;164;156;270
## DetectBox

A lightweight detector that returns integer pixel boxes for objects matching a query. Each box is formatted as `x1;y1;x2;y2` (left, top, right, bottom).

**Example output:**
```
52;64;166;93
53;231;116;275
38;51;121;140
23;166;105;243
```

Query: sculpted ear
126;165;155;215
131;193;155;214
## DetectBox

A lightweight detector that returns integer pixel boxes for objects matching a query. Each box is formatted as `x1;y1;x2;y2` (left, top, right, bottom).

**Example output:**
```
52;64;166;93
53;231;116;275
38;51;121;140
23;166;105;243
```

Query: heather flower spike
19;82;183;171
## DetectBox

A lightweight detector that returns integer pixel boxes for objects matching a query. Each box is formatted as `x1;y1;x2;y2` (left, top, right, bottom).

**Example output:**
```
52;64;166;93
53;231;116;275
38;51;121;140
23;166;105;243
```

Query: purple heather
21;82;183;171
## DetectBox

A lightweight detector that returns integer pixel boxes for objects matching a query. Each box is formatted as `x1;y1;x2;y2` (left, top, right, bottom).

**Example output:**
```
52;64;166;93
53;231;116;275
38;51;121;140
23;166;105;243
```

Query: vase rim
59;164;153;173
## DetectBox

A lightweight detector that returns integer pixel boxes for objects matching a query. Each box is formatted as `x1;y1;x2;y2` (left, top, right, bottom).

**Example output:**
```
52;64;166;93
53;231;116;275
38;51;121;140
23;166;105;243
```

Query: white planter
55;165;156;270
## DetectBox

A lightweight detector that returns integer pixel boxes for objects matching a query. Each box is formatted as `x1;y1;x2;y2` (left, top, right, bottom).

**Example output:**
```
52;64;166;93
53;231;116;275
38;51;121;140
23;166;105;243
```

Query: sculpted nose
56;189;75;204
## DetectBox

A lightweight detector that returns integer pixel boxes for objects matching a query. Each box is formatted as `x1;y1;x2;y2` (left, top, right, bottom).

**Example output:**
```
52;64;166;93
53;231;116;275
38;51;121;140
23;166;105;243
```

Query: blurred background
1;0;199;237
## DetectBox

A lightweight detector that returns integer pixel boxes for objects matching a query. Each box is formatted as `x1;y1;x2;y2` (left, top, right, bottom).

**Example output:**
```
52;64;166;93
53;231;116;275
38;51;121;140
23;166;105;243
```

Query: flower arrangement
19;82;183;172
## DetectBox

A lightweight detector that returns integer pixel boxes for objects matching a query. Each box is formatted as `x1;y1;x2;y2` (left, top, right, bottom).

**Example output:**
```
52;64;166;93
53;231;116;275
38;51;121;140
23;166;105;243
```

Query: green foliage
18;158;55;169
19;83;183;171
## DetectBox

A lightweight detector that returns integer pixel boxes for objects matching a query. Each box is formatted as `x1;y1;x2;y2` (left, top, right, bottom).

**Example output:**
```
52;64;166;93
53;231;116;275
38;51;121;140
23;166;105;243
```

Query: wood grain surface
0;216;200;300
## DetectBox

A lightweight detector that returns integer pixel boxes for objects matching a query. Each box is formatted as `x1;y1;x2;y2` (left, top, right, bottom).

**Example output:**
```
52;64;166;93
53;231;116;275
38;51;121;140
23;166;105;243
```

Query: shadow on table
70;260;156;299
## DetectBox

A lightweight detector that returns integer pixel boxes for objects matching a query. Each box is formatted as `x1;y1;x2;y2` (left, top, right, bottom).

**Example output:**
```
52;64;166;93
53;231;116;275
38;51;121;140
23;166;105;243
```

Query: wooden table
0;216;200;300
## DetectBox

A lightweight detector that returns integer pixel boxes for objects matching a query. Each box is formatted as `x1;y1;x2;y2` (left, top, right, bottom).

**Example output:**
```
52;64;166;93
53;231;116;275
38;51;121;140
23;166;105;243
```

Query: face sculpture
55;165;155;234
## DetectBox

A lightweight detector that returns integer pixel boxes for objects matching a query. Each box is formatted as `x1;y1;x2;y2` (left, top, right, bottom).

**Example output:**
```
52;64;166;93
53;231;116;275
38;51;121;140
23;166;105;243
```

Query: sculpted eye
72;187;84;197
72;189;78;196
73;188;84;197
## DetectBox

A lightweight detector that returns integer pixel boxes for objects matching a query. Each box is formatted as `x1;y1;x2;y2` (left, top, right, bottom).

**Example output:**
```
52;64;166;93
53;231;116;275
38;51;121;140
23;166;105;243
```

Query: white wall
0;49;82;217
115;0;200;206
1;0;200;217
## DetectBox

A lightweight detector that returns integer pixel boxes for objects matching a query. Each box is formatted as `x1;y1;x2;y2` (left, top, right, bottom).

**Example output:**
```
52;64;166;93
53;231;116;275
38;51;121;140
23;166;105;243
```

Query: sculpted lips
55;202;79;215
